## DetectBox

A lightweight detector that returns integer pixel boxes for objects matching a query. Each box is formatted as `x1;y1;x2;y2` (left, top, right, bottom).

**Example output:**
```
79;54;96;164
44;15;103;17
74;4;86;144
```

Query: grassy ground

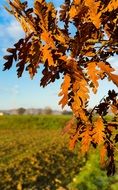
0;115;83;190
0;115;118;190
0;115;70;165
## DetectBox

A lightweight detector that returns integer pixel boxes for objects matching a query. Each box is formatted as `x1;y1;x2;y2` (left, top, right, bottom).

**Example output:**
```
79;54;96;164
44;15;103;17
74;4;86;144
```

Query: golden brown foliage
3;0;118;175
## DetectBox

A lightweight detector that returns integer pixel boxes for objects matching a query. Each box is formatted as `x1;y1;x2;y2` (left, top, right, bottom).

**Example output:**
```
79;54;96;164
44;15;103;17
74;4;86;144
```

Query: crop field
0;115;118;190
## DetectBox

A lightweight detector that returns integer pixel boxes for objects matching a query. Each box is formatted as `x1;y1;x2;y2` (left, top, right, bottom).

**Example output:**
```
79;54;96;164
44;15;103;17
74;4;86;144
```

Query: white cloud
0;4;24;52
0;20;24;42
0;20;24;63
6;20;24;40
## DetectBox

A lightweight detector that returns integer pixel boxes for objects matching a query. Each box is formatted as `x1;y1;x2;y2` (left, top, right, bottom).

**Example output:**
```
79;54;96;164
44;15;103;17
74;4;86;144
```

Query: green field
0;115;118;190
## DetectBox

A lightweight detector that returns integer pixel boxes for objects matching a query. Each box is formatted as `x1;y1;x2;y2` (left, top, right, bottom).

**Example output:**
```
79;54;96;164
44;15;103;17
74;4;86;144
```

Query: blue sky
0;0;117;110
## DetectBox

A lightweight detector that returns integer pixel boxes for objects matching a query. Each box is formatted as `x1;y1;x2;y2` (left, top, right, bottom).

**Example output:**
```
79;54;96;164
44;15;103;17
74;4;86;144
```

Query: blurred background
0;1;118;190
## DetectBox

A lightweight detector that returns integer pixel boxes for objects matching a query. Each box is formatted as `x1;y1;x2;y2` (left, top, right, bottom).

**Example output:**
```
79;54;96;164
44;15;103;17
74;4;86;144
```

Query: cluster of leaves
3;0;118;175
67;90;118;176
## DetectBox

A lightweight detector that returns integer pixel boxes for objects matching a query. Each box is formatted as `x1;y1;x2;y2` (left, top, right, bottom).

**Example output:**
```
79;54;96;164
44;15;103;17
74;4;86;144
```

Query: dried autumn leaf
71;95;81;116
80;125;92;155
69;0;84;19
87;62;100;93
41;44;54;66
69;131;79;150
55;34;66;45
41;31;56;49
92;117;105;145
105;0;118;12
69;5;78;18
74;0;81;5
76;79;89;103
97;62;118;86
84;0;101;28
66;59;83;80
72;78;89;109
58;74;71;108
100;145;107;166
